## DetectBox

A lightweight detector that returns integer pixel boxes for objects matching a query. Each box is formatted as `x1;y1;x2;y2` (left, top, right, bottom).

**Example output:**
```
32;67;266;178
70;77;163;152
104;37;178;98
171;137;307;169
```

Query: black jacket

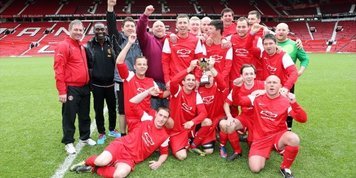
85;36;116;86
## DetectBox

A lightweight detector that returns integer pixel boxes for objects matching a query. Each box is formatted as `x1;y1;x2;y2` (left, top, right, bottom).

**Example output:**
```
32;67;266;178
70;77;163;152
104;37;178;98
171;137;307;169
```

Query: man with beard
86;23;120;145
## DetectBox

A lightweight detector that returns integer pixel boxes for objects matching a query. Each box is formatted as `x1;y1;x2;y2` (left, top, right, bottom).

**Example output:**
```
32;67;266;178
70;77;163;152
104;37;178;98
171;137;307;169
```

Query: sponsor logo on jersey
210;55;223;63
177;49;191;57
234;48;249;56
202;95;214;104
260;110;278;120
142;132;155;146
267;64;277;73
181;103;194;115
137;87;146;93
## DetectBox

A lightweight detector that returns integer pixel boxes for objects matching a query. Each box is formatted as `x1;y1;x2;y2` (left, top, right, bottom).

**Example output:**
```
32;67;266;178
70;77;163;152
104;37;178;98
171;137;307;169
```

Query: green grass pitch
0;53;355;177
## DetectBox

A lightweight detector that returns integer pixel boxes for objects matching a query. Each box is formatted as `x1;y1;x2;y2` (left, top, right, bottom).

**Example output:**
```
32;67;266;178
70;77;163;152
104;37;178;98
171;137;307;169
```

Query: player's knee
202;118;212;126
175;150;187;160
95;151;112;166
113;170;130;178
249;162;263;173
204;148;214;154
287;132;300;146
250;166;262;173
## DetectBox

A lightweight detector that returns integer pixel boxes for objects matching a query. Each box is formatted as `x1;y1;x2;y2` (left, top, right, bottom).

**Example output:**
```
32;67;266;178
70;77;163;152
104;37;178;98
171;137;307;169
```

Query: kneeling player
220;75;307;178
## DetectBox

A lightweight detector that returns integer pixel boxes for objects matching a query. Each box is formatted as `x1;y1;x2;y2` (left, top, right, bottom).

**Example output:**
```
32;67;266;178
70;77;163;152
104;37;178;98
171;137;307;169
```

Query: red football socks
281;145;299;169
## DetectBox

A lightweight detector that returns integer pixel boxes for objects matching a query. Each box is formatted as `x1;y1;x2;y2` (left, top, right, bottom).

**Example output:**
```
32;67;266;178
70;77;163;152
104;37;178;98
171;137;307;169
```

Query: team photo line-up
53;0;310;177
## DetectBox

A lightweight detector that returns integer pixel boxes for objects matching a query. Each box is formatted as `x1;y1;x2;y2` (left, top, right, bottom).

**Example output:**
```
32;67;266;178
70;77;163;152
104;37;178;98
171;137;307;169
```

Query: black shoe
239;134;248;142
70;161;85;172
280;168;294;178
227;153;242;161
75;165;93;173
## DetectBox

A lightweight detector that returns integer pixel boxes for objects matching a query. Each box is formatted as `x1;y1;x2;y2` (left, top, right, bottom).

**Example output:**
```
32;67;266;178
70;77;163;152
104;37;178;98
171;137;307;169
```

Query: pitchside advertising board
4;25;96;54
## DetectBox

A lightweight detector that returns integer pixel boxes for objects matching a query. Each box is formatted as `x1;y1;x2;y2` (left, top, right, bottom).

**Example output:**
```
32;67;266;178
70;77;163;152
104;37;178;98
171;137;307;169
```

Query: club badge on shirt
107;48;112;58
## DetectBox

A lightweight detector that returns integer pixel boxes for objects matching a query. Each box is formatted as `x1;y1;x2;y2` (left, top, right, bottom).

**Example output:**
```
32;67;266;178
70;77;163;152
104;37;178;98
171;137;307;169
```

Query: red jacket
54;37;89;95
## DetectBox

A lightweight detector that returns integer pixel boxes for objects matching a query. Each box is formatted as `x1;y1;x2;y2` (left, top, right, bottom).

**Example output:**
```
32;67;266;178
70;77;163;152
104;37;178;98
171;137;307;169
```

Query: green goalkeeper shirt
278;39;309;68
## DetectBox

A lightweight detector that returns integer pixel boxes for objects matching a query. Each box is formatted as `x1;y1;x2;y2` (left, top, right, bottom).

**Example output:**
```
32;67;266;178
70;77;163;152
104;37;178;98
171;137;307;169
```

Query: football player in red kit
70;87;173;178
168;60;207;160
221;64;264;161
189;57;229;155
220;75;307;178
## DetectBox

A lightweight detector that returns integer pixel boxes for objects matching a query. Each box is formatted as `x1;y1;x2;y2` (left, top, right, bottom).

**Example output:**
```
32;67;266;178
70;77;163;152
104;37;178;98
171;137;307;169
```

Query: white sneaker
65;143;76;154
80;138;96;146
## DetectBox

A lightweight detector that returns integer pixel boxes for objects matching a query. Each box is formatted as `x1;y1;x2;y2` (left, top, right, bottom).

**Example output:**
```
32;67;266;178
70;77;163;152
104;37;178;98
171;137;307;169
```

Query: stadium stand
0;0;355;56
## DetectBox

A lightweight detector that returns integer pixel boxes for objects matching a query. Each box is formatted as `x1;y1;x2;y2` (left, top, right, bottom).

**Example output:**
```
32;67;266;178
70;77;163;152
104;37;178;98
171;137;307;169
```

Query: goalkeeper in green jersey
275;23;310;130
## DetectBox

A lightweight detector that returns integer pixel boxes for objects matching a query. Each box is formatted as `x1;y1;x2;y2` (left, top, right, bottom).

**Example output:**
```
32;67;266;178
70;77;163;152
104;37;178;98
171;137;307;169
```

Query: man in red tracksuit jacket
54;19;96;155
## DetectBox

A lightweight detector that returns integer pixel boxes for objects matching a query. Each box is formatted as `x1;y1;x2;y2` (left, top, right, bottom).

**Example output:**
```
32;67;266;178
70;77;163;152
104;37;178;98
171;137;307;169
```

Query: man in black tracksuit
86;23;121;145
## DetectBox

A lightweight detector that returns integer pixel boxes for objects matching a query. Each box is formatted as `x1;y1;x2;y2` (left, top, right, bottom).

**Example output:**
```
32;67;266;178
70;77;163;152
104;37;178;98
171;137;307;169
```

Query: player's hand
276;46;284;54
58;94;67;103
128;33;137;44
205;37;213;46
144;5;154;16
197;34;206;42
107;0;116;7
207;56;215;69
169;33;178;43
287;92;296;103
279;87;289;96
149;160;162;170
148;87;162;96
233;77;243;87
165;81;170;91
296;39;304;49
221;39;232;49
251;23;263;34
183;121;194;129
187;59;198;73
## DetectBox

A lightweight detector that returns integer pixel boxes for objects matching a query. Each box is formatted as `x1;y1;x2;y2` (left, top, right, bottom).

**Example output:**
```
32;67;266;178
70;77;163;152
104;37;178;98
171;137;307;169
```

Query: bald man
200;17;212;34
136;5;169;110
275;22;310;130
220;75;307;178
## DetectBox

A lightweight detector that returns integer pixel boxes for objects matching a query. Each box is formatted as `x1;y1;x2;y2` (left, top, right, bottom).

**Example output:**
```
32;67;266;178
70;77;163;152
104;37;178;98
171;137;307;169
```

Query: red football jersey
198;73;229;120
121;119;169;163
162;33;204;83
204;43;233;82
246;34;298;89
240;94;306;141
117;63;157;131
169;70;207;134
228;34;263;83
226;80;265;116
223;23;237;37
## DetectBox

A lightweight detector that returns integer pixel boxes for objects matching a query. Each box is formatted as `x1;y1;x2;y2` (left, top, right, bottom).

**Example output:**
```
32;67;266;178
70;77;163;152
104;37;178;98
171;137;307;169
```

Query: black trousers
61;85;91;144
287;85;295;129
115;82;125;115
150;81;169;110
92;84;117;134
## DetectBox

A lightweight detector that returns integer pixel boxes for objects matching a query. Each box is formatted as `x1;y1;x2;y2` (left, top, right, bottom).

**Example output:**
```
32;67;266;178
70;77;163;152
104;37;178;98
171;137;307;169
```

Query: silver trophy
199;58;210;85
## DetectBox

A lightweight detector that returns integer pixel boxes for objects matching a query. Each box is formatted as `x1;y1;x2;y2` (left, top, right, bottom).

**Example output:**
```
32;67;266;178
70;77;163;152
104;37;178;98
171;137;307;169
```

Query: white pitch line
51;107;108;178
